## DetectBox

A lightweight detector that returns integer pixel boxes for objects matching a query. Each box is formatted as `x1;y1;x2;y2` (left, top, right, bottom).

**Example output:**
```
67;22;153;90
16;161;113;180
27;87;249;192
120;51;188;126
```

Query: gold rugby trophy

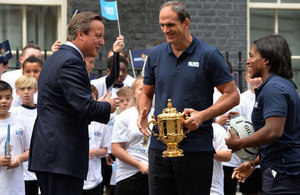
147;99;190;157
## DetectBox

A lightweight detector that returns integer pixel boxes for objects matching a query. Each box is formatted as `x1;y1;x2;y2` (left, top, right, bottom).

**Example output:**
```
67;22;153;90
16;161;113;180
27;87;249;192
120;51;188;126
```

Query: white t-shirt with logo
83;122;110;190
111;107;152;183
10;105;37;181
0;114;30;195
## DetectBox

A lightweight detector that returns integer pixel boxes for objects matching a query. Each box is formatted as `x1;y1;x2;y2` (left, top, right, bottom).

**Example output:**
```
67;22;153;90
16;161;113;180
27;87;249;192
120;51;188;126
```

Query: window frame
0;0;67;57
247;0;300;62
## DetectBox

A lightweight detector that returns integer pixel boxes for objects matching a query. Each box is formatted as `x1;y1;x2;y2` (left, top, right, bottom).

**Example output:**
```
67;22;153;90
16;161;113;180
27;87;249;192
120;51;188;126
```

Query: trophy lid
157;99;182;120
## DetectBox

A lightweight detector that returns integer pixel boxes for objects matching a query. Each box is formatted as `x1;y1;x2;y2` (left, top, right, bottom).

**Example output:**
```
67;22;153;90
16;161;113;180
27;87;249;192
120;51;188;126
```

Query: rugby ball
228;115;259;161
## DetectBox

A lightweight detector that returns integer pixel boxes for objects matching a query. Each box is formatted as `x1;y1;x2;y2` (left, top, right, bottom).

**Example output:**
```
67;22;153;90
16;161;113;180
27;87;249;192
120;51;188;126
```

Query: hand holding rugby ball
227;116;259;161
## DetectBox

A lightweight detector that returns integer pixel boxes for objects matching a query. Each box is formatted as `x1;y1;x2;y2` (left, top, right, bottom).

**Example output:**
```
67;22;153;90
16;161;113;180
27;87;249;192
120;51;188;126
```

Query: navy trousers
148;149;214;195
35;171;83;195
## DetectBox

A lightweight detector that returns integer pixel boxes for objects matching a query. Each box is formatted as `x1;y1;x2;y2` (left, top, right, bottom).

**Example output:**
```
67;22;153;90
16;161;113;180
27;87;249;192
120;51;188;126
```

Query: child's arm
7;149;29;169
214;150;232;162
89;148;107;159
111;142;148;174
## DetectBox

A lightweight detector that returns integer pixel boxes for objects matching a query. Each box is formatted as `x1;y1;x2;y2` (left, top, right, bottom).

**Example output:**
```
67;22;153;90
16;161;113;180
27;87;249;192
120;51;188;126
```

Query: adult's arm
137;84;155;136
60;58;112;124
226;116;285;151
183;80;239;130
232;156;260;183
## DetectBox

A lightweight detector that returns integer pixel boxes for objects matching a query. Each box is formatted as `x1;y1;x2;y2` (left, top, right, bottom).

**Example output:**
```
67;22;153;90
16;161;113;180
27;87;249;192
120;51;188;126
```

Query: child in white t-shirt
211;123;232;195
82;85;110;195
111;76;152;195
10;75;38;195
0;80;30;195
109;86;132;187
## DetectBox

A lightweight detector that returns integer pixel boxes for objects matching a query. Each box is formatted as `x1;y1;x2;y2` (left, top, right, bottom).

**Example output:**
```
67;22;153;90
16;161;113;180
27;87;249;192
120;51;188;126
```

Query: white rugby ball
228;115;259;161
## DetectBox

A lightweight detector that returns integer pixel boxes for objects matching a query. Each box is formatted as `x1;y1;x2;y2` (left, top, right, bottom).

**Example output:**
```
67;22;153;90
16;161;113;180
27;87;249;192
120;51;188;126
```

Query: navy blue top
29;45;111;180
144;35;233;152
252;74;300;175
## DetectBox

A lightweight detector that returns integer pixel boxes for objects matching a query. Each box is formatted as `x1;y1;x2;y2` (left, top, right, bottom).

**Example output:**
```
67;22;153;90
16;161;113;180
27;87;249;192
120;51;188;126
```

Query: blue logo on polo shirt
188;61;199;68
16;130;23;135
94;131;102;137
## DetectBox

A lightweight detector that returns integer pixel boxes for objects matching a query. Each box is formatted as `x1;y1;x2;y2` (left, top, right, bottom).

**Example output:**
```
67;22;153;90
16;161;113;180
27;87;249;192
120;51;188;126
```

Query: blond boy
11;75;38;195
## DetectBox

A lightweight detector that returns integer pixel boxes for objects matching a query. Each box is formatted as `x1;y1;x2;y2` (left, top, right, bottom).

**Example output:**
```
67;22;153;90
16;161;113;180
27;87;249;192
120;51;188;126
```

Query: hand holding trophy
147;99;190;157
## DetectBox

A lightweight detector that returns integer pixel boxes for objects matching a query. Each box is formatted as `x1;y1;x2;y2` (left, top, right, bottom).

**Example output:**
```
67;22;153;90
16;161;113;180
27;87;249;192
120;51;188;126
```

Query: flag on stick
100;0;119;20
129;49;151;78
100;0;121;35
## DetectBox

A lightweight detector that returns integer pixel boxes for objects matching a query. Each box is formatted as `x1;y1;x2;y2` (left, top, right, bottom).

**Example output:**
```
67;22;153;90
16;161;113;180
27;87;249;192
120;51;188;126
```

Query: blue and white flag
100;0;118;21
129;49;150;68
0;40;12;64
129;49;151;77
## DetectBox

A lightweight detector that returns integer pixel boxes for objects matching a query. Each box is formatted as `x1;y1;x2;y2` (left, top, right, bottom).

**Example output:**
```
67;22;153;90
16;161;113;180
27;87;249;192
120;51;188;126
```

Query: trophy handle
147;115;159;137
183;113;191;137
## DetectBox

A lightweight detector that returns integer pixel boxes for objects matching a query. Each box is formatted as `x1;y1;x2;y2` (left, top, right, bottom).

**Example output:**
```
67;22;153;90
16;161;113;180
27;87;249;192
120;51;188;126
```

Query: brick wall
68;0;247;90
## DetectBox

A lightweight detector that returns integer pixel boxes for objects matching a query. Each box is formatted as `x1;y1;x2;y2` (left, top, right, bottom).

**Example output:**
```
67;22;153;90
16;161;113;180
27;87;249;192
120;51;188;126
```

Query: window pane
250;9;275;45
0;5;22;50
281;0;300;3
250;0;277;2
292;60;300;95
278;10;300;56
27;5;58;51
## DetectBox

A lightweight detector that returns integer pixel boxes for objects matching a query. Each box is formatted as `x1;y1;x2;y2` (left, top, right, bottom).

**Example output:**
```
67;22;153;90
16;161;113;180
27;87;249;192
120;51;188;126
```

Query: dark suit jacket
29;44;111;180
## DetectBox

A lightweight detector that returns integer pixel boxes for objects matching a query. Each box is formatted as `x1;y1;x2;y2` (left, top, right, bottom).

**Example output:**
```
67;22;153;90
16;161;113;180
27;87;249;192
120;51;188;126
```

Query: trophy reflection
147;99;190;157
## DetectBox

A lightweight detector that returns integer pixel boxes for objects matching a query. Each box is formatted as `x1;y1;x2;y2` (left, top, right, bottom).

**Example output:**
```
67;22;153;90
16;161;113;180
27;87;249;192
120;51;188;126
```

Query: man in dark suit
29;12;123;195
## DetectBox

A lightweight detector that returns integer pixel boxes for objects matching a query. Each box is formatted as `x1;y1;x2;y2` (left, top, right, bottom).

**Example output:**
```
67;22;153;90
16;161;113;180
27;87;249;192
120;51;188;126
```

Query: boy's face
119;95;131;112
22;62;42;81
0;90;13;116
115;62;128;85
16;86;36;106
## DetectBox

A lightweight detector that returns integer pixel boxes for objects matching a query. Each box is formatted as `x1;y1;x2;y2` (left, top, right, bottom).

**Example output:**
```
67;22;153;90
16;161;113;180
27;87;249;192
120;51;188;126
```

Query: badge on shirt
254;102;258;108
94;131;102;137
16;130;23;136
188;61;199;68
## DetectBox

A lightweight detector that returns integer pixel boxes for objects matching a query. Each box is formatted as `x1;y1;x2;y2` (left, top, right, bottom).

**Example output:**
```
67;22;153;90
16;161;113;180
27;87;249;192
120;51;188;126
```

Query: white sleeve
91;76;107;98
19;120;31;151
100;124;110;148
111;113;130;143
213;123;229;151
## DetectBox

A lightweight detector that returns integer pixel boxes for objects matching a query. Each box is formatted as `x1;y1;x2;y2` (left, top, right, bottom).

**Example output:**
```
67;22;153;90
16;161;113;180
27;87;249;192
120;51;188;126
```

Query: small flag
129;49;151;68
100;0;119;21
129;49;151;78
0;40;12;64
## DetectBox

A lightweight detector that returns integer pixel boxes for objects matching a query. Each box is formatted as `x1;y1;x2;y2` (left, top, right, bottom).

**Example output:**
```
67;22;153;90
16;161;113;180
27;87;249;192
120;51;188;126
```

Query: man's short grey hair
67;12;102;41
160;1;190;22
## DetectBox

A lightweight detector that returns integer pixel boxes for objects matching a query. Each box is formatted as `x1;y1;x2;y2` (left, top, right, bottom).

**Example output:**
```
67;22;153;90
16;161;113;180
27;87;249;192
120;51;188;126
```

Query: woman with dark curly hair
226;35;300;194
